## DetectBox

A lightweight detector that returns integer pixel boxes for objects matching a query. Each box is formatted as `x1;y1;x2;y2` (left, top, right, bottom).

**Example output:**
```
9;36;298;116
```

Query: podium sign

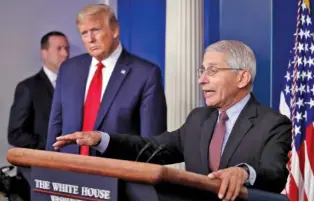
31;167;118;201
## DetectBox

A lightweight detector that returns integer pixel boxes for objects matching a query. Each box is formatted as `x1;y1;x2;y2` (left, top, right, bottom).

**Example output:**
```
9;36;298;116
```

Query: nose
86;32;96;43
198;72;208;84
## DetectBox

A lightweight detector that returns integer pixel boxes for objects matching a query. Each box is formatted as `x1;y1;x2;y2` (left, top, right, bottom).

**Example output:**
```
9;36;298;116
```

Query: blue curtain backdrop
118;0;166;82
117;0;312;109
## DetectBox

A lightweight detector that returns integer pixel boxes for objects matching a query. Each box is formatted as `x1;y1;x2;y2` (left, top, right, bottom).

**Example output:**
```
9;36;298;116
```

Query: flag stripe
307;124;314;172
280;0;314;200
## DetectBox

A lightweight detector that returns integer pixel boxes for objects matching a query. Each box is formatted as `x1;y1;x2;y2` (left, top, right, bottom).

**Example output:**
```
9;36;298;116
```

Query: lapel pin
121;70;126;74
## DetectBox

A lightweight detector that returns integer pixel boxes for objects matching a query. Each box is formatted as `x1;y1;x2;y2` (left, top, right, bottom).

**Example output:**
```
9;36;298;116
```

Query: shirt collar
91;42;123;68
43;65;57;83
219;93;251;122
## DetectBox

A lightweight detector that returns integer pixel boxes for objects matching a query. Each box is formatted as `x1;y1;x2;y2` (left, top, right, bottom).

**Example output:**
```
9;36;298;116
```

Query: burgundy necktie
209;111;229;171
81;62;104;155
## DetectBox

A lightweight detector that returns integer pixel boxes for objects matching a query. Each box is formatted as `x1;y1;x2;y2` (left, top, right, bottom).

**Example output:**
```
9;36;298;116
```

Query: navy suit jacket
46;50;167;153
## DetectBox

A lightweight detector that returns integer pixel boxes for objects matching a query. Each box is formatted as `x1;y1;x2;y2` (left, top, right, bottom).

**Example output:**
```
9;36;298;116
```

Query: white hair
205;40;256;91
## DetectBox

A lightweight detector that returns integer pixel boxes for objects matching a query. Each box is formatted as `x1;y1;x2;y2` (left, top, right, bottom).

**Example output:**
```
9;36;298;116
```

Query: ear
112;25;120;39
41;49;47;60
237;70;252;89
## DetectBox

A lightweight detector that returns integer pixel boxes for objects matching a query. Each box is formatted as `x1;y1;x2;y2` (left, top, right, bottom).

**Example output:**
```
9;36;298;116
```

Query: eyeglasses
197;66;243;77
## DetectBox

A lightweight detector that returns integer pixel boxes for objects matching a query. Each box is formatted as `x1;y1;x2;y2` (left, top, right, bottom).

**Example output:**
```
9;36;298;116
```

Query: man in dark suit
8;31;69;149
7;31;69;200
45;4;167;154
53;40;291;200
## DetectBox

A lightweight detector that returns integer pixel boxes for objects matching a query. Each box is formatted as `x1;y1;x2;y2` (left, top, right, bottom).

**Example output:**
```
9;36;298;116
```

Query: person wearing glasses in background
53;40;292;201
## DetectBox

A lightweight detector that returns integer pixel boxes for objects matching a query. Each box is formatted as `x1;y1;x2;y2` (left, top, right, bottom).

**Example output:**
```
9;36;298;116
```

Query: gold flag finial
304;0;311;13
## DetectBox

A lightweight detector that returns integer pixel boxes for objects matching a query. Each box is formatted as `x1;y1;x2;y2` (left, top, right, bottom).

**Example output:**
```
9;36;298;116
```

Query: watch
238;164;250;177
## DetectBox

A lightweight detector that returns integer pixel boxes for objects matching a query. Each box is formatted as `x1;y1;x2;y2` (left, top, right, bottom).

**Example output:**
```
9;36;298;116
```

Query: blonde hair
76;4;118;29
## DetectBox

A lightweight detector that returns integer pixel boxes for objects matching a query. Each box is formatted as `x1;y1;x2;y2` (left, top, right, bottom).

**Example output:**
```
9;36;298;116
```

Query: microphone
146;144;167;163
135;142;153;162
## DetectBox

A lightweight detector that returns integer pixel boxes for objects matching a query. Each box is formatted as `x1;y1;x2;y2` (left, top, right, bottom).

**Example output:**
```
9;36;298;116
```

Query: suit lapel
94;50;131;130
74;55;92;130
219;97;257;169
200;109;218;173
38;69;54;98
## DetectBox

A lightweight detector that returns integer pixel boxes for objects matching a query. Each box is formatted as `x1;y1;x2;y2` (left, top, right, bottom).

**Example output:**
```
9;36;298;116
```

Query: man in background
7;31;69;199
46;4;167;155
8;31;69;149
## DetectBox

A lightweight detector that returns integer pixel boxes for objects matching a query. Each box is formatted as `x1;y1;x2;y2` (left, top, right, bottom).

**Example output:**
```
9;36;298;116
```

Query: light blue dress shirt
218;94;256;186
94;93;256;185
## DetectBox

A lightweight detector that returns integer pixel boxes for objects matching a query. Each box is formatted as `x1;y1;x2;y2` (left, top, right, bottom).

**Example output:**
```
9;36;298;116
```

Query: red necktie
80;62;104;155
209;111;229;170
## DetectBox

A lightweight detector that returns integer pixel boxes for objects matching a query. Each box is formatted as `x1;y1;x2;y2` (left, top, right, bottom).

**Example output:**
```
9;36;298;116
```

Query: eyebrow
202;63;218;68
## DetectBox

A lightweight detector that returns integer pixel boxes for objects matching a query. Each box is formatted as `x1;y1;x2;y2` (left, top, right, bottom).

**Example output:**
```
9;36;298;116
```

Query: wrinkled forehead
202;51;229;67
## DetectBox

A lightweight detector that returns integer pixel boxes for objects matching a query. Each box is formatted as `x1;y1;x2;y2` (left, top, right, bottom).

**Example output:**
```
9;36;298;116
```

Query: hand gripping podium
7;148;288;201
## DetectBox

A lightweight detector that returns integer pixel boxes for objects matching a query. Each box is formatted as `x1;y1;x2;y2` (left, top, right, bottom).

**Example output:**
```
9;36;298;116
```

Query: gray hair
76;4;118;29
205;40;256;90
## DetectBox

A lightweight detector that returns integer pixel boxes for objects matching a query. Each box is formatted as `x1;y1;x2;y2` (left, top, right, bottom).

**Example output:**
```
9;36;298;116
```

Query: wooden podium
8;147;283;201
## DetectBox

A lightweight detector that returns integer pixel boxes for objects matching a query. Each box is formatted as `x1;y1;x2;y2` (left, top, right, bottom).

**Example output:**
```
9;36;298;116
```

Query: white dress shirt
43;66;57;88
84;43;123;101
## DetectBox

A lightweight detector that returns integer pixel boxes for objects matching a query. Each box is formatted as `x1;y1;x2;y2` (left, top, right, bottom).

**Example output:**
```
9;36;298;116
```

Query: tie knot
97;62;104;70
219;111;229;122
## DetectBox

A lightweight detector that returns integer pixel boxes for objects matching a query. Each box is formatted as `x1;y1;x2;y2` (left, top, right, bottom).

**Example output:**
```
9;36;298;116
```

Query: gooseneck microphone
146;144;167;163
135;142;153;162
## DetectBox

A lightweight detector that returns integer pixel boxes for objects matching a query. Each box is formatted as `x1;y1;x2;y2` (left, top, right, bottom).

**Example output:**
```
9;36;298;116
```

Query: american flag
279;0;314;200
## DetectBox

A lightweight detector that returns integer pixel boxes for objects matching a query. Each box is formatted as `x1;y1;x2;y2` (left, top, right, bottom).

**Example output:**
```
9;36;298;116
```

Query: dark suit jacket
8;69;54;150
103;96;292;193
46;50;167;153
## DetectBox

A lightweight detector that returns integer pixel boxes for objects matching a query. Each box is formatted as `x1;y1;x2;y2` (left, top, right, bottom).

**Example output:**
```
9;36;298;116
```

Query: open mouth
203;90;215;96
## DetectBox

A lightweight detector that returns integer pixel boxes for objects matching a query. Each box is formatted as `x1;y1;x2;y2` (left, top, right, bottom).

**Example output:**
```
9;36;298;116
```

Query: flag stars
303;111;307;121
305;43;309;52
304;30;311;39
294;125;301;135
307;70;312;80
298;43;304;52
297;57;303;66
295;111;303;122
285;85;291;95
301;15;306;25
306;15;312;26
285;72;291;81
296;98;304;108
306;98;314;109
311;85;314;96
310;43;314;54
308;57;314;67
298;84;306;95
282;5;314;151
303;57;308;67
299;29;305;39
301;71;307;80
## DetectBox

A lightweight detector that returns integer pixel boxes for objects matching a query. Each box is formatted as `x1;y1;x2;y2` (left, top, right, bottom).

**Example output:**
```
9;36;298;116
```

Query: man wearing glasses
53;40;292;200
